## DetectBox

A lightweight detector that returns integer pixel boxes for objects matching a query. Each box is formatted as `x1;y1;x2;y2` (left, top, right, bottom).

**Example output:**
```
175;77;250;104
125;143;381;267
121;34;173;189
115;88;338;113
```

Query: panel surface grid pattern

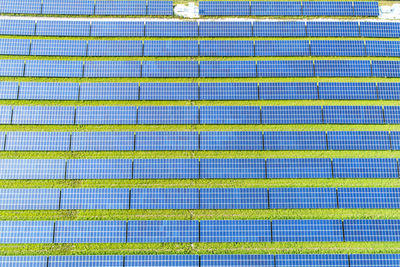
42;0;95;15
75;106;137;125
142;61;198;78
260;82;318;100
0;106;11;124
12;106;75;125
276;254;349;267
199;1;250;16
360;22;400;38
5;132;70;151
200;188;268;209
48;256;123;267
80;83;139;101
255;40;309;57
88;40;143;57
338;188;400;209
267;158;332;179
200;61;256;78
323;106;384;124
0;189;59;210
200;131;263;151
199;22;252;37
140;83;198;100
372;61;400;78
84;61;140;78
262;106;322;124
251;1;302;16
95;1;146;15
146;22;198;37
385;106;400;124
30;39;87;57
147;1;173;15
24;60;83;78
350;254;400;267
91;21;144;37
270;188;337;209
0;256;47;267
0;60;24;77
258;61;314;77
19;82;79;100
131;188;199;209
200;159;265;179
0;221;54;244
138;106;198;125
303;1;353;16
200;41;254;57
307;21;359;37
0;82;18;100
0;20;35;36
135;132;198;151
71;132;135;151
36;20;90;36
0;39;30;56
200;106;260;124
327;131;390;150
144;41;198;57
201;254;274;267
319;82;377;100
0;0;41;14
354;1;379;16
253;21;306;37
0;132;4;150
366;41;400;57
67;159;132;180
264;131;327;150
344;220;400;241
125;255;199;267
315;60;371;77
311;40;365;57
0;159;65;180
133;159;199;179
332;158;399;179
378;83;400;100
200;83;258;100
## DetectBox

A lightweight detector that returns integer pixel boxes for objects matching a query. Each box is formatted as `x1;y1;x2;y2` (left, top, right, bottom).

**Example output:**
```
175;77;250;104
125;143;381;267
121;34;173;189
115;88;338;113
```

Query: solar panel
80;83;139;101
200;83;258;100
323;106;384;124
199;22;252;37
315;60;371;77
0;221;54;243
42;0;94;15
0;106;11;124
264;131;327;151
200;106;260;124
332;158;399;179
276;254;348;267
258;61;314;77
48;256;124;267
0;132;4;151
311;40;365;57
269;188;337;209
91;21;144;37
131;188;199;209
262;106;322;124
272;220;343;242
0;38;30;55
200;188;268;209
378;83;400;100
0;60;24;77
360;22;400;38
144;41;198;57
75;106;137;125
60;188;129;210
138;106;198;125
0;188;59;210
135;132;198;151
255;40;308;57
19;82;79;100
142;61;198;78
145;22;198;37
200;61;256;78
338;188;400;209
140;83;198;100
87;40;142;57
251;1;302;16
391;132;400;150
24;60;83;77
67;159;132;179
5;132;70;151
385;106;400;124
307;21;359;37
350;254;400;267
125;255;199;267
0;159;65;180
71;132;135;151
147;1;173;15
266;158;332;179
253;21;306;37
84;61;140;78
344;220;400;241
127;220;199;243
0;0;41;14
95;1;146;15
354;1;379;16
319;82;377;100
133;159;199;179
54;220;126;243
202;255;274;267
12;106;75;125
0;19;35;36
303;1;353;16
199;1;250;16
372;61;400;78
30;39;87;57
327;131;390;150
200;159;265;179
0;82;18;99
36;20;90;36
0;256;47;267
200;131;263;151
366;41;400;57
260;82;318;100
200;220;271;242
200;41;253;57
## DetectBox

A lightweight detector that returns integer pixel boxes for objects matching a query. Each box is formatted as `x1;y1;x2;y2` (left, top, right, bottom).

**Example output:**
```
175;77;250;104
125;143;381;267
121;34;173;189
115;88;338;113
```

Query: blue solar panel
391;132;400;150
385;106;400;124
350;254;400;267
253;21;306;37
366;41;400;57
144;41;198;57
311;40;365;57
0;39;30;55
87;40;142;57
0;256;47;267
200;188;268;209
147;1;173;15
354;1;379;16
202;255;274;267
200;106;260;124
315;60;371;77
201;61;256;77
71;132;135;151
95;1;146;15
360;22;400;38
0;221;54;244
127;220;199;243
378;83;400;100
12;106;75;125
200;159;265;179
0;0;41;14
91;21;144;37
324;106;384;124
30;39;87;57
258;61;314;77
199;1;250;16
19;82;79;100
25;60;83;77
303;1;353;16
200;41;253;57
267;158;332;179
36;20;90;36
327;131;390;150
138;106;198;124
272;220;343;242
142;61;198;78
260;82;318;100
264;131;327;151
133;159;199;179
135;132;198;151
307;21;359;37
319;82;377;100
0;159;65;180
251;1;302;16
140;83;198;100
0;82;18;99
80;83;139;101
344;220;400;241
372;61;400;78
84;61;140;78
270;188;337;209
49;256;124;267
276;254;348;267
54;221;126;243
199;22;252;37
61;188;129;210
75;106;137;125
0;106;11;124
255;40;308;57
200;220;271;242
0;188;59;210
0;60;24;76
339;188;400;209
0;132;4;151
332;158;399;179
200;131;263;151
131;188;199;209
42;0;94;15
145;22;198;37
67;159;132;179
200;83;258;100
5;132;70;151
262;106;322;124
126;255;199;267
0;20;35;36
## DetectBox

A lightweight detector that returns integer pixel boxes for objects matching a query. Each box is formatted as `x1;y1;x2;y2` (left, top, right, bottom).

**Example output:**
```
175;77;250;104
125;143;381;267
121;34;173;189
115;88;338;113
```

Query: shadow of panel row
2;187;400;210
1;60;400;78
0;0;173;16
0;158;397;180
2;39;399;57
2;82;399;101
1;105;400;125
1;20;399;38
1;219;400;243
